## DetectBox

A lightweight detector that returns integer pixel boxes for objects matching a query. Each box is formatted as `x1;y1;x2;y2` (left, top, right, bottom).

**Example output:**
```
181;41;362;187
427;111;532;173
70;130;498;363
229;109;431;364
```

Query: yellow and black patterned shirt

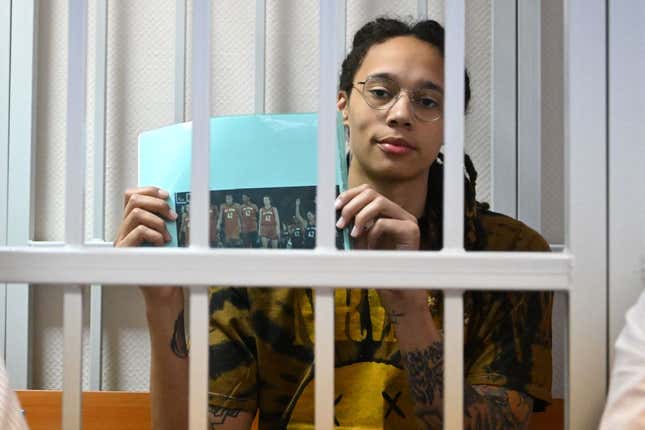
207;210;553;429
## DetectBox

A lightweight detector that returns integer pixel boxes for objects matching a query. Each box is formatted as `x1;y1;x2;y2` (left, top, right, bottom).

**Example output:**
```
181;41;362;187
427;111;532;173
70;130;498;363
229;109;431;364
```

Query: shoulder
478;209;550;252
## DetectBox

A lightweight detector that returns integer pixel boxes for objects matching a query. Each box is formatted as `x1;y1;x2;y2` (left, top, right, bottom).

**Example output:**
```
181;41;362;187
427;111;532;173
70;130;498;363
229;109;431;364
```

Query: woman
115;18;552;429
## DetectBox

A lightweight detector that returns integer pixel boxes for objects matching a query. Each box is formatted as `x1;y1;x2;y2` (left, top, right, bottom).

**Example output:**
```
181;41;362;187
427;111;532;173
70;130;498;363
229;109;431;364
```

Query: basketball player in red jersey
239;194;259;248
259;195;280;249
217;194;242;247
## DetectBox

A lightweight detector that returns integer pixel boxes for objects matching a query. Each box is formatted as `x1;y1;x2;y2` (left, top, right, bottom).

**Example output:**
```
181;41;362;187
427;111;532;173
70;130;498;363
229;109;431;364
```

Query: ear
337;91;350;124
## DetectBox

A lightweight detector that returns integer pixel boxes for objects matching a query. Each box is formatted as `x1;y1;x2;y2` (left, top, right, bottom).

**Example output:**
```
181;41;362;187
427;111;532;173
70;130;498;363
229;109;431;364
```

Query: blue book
138;113;350;249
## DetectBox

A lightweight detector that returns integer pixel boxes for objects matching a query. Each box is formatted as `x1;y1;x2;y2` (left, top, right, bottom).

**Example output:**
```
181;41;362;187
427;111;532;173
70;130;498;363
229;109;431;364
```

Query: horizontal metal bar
28;240;113;247
0;247;572;289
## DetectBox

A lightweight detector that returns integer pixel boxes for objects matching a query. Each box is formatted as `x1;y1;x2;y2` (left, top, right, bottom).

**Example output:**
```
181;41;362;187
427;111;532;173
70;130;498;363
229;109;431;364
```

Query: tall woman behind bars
115;18;553;430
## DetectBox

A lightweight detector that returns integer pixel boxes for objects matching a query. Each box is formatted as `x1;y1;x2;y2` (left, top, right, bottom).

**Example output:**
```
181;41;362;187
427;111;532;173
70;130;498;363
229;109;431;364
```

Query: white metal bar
6;0;38;389
0;0;11;361
607;0;645;364
88;284;102;390
490;0;517;217
62;285;83;430
443;290;463;430
316;2;341;425
189;0;211;428
254;0;265;113
29;239;113;247
564;0;607;428
190;0;210;251
93;0;107;241
442;0;465;251
188;287;209;430
316;0;338;252
314;288;334;430
175;0;186;122
417;0;428;20
0;247;573;289
517;0;541;232
89;0;108;392
66;0;88;247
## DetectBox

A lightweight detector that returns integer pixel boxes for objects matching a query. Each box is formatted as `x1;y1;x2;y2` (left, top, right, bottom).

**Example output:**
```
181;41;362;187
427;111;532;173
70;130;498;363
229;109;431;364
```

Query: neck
348;162;428;219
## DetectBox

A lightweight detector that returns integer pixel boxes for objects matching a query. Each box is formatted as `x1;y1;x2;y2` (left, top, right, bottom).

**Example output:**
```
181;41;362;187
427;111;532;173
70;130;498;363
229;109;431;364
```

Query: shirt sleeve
599;289;645;429
208;287;258;413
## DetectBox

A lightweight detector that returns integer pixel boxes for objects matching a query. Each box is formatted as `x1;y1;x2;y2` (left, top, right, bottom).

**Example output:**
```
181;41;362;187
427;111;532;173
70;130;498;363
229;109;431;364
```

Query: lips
376;137;416;155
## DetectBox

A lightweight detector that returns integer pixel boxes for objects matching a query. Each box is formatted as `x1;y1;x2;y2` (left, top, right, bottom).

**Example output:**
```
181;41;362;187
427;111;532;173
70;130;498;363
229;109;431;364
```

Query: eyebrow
367;72;444;93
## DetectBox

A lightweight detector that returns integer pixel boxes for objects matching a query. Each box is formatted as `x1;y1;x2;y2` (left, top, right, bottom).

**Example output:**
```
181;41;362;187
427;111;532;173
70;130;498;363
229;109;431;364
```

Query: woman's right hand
114;186;182;307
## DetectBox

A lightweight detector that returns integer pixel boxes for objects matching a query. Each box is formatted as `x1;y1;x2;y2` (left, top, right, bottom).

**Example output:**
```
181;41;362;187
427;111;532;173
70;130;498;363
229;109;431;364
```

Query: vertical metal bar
417;0;428;20
0;0;11;361
442;0;465;251
490;0;517;217
6;0;37;389
254;0;266;114
175;0;187;122
63;0;88;428
517;0;541;232
443;290;464;430
89;0;108;392
63;285;83;430
188;0;211;428
65;0;88;247
607;0;645;363
564;0;607;428
315;1;339;429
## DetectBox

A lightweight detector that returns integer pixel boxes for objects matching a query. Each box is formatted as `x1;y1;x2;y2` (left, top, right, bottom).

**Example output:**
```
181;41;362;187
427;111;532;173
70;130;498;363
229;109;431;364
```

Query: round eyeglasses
353;76;443;122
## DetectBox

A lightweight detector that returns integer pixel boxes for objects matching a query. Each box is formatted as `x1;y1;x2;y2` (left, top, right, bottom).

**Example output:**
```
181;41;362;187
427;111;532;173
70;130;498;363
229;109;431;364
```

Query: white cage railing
0;0;618;429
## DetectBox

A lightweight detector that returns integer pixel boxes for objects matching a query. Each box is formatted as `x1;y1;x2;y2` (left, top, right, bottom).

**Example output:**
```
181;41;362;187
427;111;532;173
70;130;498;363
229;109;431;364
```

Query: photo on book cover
175;186;318;249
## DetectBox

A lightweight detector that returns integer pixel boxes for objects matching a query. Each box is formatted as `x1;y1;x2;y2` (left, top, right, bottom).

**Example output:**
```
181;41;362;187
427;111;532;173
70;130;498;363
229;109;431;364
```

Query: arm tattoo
401;342;533;430
464;385;533;430
401;342;444;428
169;310;188;359
208;405;242;428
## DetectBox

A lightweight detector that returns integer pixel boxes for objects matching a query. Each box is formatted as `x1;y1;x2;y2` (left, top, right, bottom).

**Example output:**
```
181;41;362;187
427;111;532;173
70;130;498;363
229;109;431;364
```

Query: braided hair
420;153;489;251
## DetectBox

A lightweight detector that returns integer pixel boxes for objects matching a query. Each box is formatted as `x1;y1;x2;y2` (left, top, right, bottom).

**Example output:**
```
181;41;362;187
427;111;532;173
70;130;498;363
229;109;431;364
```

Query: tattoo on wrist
169;310;188;359
209;406;242;428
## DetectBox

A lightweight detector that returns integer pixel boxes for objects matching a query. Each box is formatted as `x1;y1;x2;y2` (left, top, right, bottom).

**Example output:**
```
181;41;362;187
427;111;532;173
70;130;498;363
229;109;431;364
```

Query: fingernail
158;189;170;199
336;216;345;228
334;197;342;209
350;225;359;237
169;210;178;220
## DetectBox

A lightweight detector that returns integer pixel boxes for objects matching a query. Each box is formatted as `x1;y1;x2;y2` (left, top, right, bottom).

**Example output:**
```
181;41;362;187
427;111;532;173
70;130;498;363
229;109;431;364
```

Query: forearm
146;296;189;430
394;311;532;430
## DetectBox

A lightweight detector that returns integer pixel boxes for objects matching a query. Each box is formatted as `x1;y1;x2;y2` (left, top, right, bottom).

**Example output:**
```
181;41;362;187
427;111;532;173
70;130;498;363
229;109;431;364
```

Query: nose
385;92;414;128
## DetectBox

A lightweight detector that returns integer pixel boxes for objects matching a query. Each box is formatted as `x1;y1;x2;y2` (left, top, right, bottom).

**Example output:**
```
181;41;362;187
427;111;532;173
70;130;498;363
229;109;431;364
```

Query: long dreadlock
420;152;489;251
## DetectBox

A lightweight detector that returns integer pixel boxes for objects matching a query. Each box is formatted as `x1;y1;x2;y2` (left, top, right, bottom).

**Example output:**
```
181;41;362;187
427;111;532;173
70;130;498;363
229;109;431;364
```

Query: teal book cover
138;113;348;249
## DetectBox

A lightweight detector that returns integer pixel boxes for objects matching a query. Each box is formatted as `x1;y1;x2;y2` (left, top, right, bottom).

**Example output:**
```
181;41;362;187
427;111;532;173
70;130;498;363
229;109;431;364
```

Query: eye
368;87;392;99
416;96;439;109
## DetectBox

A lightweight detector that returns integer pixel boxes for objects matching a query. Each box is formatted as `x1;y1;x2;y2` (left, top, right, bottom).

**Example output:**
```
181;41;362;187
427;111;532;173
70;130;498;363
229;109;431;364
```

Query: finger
124;186;169;207
116;224;166;247
336;187;379;229
366;218;419;250
342;191;415;233
124;193;177;221
117;207;171;244
335;184;373;210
